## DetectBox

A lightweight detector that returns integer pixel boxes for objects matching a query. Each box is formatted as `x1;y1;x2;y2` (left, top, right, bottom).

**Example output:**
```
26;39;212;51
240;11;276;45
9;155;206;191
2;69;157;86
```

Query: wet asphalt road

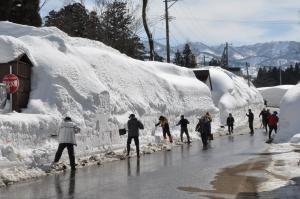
1;129;269;199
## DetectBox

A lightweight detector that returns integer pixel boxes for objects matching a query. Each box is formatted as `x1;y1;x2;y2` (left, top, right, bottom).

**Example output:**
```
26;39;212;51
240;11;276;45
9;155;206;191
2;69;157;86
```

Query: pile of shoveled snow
194;67;264;126
0;22;263;168
258;85;294;108
259;84;300;192
259;134;300;192
0;22;217;167
276;83;300;143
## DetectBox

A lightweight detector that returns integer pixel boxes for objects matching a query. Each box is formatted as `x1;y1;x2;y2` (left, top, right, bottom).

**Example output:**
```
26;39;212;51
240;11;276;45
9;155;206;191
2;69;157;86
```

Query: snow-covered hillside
258;85;294;107
0;22;263;168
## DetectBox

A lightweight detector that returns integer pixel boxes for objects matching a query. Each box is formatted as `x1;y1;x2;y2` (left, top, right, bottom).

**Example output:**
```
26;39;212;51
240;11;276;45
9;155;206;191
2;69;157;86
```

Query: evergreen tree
0;0;42;27
253;64;300;87
209;58;221;66
0;1;10;21
154;52;164;62
45;3;89;38
295;63;300;74
182;44;192;67
174;49;184;66
101;1;145;60
85;11;103;40
190;54;197;68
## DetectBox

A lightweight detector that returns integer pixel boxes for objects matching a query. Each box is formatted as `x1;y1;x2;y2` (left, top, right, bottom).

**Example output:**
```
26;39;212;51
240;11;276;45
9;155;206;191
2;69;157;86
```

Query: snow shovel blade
119;128;127;136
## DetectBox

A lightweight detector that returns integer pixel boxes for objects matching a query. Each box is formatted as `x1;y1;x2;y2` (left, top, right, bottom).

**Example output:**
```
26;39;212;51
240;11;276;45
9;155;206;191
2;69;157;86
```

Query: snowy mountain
146;41;300;67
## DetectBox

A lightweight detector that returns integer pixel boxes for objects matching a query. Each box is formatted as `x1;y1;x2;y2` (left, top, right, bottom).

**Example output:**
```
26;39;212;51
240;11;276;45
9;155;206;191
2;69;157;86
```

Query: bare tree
63;0;85;6
39;0;48;11
93;0;109;15
142;0;154;60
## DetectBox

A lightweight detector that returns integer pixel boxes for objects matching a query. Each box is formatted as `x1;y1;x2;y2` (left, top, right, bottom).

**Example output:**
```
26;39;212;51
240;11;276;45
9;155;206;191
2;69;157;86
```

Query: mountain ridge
145;41;300;67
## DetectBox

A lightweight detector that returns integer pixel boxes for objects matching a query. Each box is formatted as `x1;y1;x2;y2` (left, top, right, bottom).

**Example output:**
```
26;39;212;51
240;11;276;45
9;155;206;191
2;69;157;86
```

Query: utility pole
279;66;282;85
279;61;282;85
246;62;250;87
220;42;229;68
164;0;178;63
203;55;206;66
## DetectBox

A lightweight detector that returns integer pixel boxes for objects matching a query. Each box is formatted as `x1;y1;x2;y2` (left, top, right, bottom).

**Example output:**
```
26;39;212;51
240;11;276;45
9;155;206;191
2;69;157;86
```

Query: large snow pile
259;134;300;192
275;83;300;143
0;22;263;169
194;67;264;125
0;22;219;167
258;85;294;107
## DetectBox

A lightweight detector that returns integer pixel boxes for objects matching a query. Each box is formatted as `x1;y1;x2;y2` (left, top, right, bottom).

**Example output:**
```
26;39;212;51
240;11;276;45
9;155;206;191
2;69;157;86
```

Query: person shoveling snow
51;117;80;171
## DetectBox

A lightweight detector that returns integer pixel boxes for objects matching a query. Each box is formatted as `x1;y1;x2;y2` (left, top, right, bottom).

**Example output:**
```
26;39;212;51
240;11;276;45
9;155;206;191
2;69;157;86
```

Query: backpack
268;115;278;126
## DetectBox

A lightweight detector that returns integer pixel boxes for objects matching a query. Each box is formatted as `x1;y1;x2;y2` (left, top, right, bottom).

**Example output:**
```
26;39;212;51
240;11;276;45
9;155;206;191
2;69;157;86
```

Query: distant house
0;53;33;112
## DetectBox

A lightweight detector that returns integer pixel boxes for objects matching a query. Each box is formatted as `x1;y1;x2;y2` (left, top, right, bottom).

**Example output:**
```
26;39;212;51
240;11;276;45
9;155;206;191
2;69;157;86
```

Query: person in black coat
226;113;235;134
246;109;254;134
196;116;209;148
176;115;191;143
259;108;270;133
127;114;144;158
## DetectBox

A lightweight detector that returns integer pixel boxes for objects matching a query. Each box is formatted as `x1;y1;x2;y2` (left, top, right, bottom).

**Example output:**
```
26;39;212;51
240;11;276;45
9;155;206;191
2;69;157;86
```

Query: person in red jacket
268;111;279;140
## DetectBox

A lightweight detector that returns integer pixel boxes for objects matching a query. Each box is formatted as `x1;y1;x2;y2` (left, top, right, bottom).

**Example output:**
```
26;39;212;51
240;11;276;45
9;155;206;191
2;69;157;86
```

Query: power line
164;0;179;63
171;18;300;24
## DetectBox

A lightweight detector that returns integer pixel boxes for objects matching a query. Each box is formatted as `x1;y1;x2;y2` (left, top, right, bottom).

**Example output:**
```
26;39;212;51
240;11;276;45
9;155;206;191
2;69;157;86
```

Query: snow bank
275;83;300;143
258;85;294;107
195;67;264;126
0;22;217;167
0;22;263;170
259;134;300;192
259;84;300;191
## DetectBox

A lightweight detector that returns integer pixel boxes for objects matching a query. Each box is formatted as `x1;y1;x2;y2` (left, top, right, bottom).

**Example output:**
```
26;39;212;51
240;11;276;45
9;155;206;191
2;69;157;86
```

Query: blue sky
41;0;300;46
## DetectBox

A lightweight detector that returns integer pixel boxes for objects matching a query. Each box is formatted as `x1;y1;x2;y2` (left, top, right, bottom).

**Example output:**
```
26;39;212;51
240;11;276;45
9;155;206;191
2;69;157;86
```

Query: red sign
3;74;19;94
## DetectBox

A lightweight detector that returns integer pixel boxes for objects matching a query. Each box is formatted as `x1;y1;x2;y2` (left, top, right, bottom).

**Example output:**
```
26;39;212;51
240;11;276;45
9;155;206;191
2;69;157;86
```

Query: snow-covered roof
0;35;34;64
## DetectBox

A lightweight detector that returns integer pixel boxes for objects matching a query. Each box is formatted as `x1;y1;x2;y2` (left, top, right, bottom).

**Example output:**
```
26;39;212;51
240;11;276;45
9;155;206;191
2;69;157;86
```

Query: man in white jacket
52;116;80;170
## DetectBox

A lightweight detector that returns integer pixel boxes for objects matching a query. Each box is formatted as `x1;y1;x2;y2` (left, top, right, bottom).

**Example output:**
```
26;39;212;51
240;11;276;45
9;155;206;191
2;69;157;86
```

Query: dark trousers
262;119;268;132
180;127;190;142
163;128;173;143
249;121;254;133
268;125;277;139
228;125;233;134
201;132;208;147
127;136;140;156
54;143;75;169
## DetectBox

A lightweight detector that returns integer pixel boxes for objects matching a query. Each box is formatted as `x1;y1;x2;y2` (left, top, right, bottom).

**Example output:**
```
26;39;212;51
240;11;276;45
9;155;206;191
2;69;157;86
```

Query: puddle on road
177;158;269;199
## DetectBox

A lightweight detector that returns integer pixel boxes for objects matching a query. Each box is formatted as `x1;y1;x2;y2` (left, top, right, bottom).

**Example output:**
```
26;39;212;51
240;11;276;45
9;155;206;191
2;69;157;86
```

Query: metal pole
279;66;282;85
165;0;170;63
9;65;12;112
246;62;250;87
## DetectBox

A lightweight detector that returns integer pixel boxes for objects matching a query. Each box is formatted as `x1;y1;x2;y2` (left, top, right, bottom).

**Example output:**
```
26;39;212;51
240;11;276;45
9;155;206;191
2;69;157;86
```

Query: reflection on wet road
1;130;269;199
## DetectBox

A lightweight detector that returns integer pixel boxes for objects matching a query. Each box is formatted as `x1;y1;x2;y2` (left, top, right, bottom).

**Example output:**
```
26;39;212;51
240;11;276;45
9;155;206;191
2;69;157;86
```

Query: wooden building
0;53;33;112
